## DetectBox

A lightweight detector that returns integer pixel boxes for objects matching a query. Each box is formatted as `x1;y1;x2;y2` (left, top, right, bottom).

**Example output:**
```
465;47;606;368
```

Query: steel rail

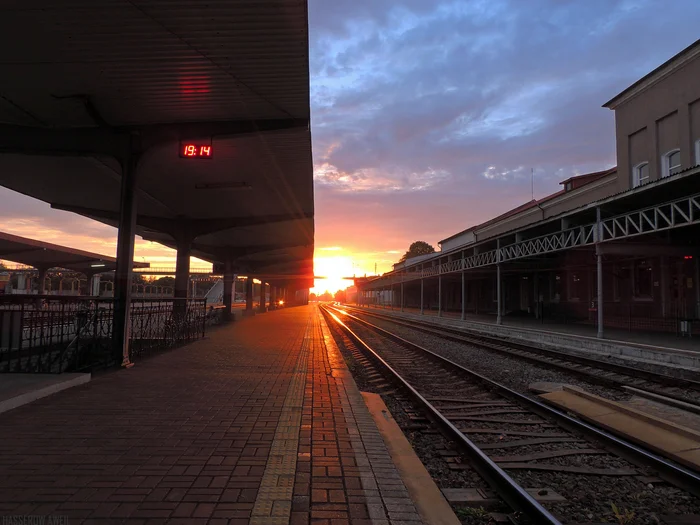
323;304;700;500
345;306;700;394
320;305;562;525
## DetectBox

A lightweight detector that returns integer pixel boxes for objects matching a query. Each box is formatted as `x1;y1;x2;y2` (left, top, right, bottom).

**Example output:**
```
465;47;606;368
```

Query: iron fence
0;296;206;373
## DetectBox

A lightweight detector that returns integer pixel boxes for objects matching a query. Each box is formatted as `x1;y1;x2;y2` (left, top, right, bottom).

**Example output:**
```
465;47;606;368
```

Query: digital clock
179;140;213;158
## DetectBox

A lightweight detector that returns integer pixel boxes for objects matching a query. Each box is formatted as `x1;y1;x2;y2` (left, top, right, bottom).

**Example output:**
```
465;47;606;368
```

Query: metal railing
0;296;206;373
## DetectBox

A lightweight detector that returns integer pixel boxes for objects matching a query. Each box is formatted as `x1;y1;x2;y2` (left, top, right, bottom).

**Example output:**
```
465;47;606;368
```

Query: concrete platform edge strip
362;391;461;525
539;388;700;471
318;308;427;524
0;373;91;415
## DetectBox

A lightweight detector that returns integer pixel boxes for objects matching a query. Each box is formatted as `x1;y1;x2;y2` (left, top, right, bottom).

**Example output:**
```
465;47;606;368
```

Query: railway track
343;305;700;411
320;304;700;525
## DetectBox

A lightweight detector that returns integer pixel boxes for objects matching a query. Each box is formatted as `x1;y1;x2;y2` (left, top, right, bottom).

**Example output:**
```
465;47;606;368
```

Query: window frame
695;139;700;166
661;148;681;178
632;162;649;187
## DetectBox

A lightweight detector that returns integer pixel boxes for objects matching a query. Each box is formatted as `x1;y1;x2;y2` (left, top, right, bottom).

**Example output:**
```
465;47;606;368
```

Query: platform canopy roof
0;231;149;274
0;0;314;287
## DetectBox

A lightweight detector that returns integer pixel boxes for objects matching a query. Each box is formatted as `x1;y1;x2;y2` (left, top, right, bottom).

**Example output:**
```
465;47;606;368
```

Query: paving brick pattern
0;306;422;524
304;311;423;525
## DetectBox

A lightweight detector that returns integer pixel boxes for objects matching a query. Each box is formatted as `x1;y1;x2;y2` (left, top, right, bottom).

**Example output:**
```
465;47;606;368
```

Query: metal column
461;270;465;321
496;239;502;325
92;274;101;296
113;155;138;367
37;267;47;295
223;260;233;323
420;278;424;315
695;257;700;318
438;275;442;317
596;207;604;339
173;237;191;320
246;277;254;312
259;282;267;313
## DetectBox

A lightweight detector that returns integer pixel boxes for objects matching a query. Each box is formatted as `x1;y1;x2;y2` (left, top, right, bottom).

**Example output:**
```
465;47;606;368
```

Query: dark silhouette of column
259;282;267;313
244;277;255;316
223;259;233;323
113;155;138;367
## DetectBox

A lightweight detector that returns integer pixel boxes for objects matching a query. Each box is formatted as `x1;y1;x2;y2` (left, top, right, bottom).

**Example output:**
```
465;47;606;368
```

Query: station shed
359;39;700;341
0;0;315;367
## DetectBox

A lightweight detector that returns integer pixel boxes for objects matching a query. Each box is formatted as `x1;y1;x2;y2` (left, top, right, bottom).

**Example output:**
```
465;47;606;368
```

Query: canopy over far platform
0;231;149;274
0;0;314;288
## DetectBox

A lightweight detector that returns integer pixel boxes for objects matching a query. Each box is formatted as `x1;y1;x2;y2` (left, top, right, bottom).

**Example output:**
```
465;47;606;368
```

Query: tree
334;289;347;303
399;241;435;263
154;276;175;287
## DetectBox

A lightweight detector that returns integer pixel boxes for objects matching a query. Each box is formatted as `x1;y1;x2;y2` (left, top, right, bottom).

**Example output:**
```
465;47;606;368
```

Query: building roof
370;164;700;285
0;1;314;287
0;231;149;273
392;252;437;270
559;167;616;187
603;38;700;109
439;167;616;245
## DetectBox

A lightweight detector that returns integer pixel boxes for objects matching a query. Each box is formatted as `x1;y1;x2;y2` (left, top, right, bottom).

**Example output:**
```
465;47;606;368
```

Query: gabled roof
559;167;616;187
603;38;700;109
439;167;617;245
392;252;437;270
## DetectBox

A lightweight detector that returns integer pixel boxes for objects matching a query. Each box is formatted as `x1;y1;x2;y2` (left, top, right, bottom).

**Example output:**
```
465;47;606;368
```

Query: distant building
361;39;700;335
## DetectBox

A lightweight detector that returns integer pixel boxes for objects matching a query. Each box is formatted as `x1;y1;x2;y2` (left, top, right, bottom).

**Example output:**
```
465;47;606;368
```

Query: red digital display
180;143;213;158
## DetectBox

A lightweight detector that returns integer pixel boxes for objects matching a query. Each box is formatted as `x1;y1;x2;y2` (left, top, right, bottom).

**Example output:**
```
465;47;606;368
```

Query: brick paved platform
0;306;424;525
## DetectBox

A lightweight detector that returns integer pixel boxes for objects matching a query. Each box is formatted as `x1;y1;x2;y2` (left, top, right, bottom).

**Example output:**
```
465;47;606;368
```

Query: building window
695;139;700;165
565;182;572;191
661;149;681;178
568;272;582;301
633;259;653;299
632;162;649;187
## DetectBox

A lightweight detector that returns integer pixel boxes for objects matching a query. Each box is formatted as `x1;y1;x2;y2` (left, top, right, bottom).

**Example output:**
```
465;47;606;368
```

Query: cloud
309;0;700;272
2;1;700;277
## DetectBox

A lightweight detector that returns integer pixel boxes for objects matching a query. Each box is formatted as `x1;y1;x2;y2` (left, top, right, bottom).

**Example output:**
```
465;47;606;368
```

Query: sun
312;255;354;295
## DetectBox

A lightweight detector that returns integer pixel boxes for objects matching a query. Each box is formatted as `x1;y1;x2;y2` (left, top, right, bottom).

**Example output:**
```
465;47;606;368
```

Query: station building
360;39;700;337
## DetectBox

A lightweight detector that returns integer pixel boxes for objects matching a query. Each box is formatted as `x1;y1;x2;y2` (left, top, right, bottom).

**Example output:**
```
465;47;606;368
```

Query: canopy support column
173;237;191;320
223;259;234;323
461;270;466;321
113;154;138;367
496;239;502;326
259;282;267;313
244;277;255;316
420;278;424;315
596;207;604;339
270;285;277;310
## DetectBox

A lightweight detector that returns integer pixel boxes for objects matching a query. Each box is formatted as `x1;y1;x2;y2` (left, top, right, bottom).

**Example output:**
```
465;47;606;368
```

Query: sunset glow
311;246;397;295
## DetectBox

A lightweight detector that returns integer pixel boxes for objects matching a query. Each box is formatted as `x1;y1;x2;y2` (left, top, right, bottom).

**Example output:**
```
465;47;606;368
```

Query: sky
1;0;699;295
